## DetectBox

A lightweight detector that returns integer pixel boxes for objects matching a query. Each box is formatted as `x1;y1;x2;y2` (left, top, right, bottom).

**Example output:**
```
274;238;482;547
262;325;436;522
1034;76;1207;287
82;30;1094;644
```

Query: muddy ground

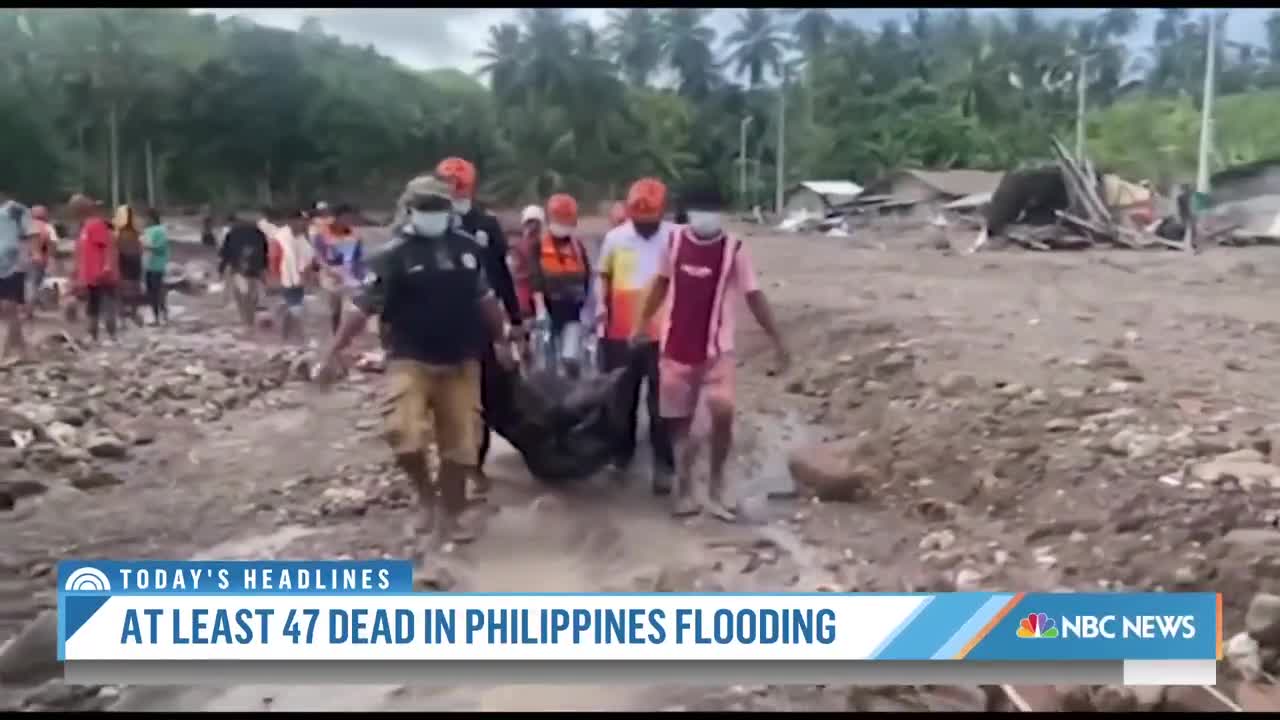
3;217;1280;711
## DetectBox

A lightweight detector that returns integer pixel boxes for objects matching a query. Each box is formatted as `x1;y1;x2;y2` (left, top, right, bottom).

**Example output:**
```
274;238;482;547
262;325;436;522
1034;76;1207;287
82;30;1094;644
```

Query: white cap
521;205;545;224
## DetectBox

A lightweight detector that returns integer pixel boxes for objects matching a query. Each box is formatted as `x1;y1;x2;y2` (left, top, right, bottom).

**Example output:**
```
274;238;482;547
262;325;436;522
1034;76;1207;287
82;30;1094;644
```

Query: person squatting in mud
70;193;120;344
529;193;593;378
435;157;525;498
633;183;790;521
316;174;517;550
597;178;678;493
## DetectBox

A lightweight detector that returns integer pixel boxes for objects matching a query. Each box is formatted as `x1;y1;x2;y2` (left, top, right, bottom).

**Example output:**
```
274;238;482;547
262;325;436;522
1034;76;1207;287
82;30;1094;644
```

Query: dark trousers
600;339;674;472
144;271;167;322
85;285;117;340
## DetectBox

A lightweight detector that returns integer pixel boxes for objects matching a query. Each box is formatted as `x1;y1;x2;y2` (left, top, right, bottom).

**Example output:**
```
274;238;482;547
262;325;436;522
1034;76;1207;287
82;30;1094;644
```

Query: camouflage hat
401;174;452;204
393;174;453;224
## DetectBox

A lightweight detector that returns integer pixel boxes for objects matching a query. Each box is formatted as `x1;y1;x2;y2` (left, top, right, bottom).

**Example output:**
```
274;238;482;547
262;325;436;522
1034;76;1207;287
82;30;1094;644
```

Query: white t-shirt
596;219;676;341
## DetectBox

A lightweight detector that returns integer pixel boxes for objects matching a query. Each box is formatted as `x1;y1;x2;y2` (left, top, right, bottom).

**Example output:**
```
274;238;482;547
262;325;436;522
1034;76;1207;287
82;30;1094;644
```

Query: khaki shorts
382;358;481;466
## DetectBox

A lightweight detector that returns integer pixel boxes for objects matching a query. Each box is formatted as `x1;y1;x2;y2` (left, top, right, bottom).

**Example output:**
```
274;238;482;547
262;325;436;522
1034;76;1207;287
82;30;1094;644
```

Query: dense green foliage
2;8;1278;210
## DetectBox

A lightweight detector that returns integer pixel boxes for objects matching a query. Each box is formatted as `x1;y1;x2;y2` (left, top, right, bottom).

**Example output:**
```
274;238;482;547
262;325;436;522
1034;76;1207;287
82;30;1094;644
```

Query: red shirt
76;217;118;287
510;228;539;319
663;231;726;365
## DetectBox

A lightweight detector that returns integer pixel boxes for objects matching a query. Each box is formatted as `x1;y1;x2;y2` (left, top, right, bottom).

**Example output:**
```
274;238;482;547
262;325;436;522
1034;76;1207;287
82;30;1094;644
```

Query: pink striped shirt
658;227;759;361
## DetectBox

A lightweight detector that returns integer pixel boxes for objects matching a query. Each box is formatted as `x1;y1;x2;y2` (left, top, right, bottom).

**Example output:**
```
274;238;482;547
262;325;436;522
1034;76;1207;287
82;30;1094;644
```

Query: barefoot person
632;183;789;521
316;174;516;551
0;190;37;362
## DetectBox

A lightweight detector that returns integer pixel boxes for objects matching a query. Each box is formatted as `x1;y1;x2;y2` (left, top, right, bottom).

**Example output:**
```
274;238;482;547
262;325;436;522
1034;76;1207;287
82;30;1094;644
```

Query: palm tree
786;10;834;126
475;23;523;105
605;8;662;88
789;9;835;59
725;9;787;88
515;9;577;106
660;9;720;100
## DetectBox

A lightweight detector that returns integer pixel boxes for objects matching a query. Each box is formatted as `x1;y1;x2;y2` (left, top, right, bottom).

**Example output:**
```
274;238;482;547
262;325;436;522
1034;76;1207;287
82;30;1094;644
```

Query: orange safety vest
535;232;589;305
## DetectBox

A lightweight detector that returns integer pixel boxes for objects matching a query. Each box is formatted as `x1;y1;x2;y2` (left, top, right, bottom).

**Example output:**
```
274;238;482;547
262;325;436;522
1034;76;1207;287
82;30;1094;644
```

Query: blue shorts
282;287;305;307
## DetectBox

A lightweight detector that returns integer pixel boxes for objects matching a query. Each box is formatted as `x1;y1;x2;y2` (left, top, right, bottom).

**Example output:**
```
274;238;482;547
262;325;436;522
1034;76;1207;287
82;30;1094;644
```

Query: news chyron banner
58;561;1221;686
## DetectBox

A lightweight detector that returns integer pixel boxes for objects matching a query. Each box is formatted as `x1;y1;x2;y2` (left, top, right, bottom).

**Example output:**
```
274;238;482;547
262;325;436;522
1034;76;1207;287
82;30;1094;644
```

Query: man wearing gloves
596;177;678;494
316;174;516;550
529;193;592;377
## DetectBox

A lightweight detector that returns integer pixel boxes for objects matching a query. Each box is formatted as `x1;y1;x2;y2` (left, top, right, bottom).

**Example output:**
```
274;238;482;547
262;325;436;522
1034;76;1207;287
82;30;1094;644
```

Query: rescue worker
315;174;516;549
435;157;524;490
529;193;592;377
633;183;790;520
596;178;677;493
510;204;545;322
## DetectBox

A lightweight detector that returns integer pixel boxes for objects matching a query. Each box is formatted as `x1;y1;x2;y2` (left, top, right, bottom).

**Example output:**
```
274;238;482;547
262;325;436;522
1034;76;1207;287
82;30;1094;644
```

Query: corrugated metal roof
798;180;863;198
902;169;1004;198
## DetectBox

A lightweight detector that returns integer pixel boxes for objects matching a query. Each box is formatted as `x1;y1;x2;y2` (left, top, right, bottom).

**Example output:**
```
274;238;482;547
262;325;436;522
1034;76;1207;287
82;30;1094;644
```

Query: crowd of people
309;157;791;550
0;190;173;359
0;156;792;553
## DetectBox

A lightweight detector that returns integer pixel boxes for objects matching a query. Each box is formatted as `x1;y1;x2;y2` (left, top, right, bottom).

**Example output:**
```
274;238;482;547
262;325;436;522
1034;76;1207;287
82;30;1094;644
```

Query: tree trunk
144;140;155;209
108;102;121;208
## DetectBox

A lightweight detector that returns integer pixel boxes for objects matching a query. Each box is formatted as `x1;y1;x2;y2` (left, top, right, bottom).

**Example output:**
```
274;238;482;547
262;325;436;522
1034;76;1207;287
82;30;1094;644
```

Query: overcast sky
195;8;1270;77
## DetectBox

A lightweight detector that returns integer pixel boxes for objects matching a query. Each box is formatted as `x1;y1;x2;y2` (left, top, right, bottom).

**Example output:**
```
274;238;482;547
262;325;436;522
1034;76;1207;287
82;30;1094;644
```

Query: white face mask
549;223;575;238
688;211;722;238
409;210;450;237
452;198;472;215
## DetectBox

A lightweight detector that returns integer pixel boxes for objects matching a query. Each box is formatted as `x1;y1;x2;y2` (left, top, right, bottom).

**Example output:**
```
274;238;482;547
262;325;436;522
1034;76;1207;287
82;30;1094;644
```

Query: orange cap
626;178;666;223
435;157;477;197
546;193;578;226
608;201;627;227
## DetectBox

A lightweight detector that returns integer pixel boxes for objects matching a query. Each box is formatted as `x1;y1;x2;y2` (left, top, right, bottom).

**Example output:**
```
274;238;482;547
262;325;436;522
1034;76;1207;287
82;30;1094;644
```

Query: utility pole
739;116;753;212
775;67;787;216
1195;11;1219;198
1075;53;1088;161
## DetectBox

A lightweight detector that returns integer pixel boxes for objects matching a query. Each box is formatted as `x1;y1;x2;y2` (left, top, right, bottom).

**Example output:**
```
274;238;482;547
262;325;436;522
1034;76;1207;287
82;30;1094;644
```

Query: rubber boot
436;461;476;546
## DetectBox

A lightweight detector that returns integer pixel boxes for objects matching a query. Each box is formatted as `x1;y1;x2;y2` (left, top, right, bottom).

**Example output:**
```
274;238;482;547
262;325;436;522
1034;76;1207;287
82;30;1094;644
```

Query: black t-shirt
354;227;493;365
220;222;268;277
458;207;521;326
